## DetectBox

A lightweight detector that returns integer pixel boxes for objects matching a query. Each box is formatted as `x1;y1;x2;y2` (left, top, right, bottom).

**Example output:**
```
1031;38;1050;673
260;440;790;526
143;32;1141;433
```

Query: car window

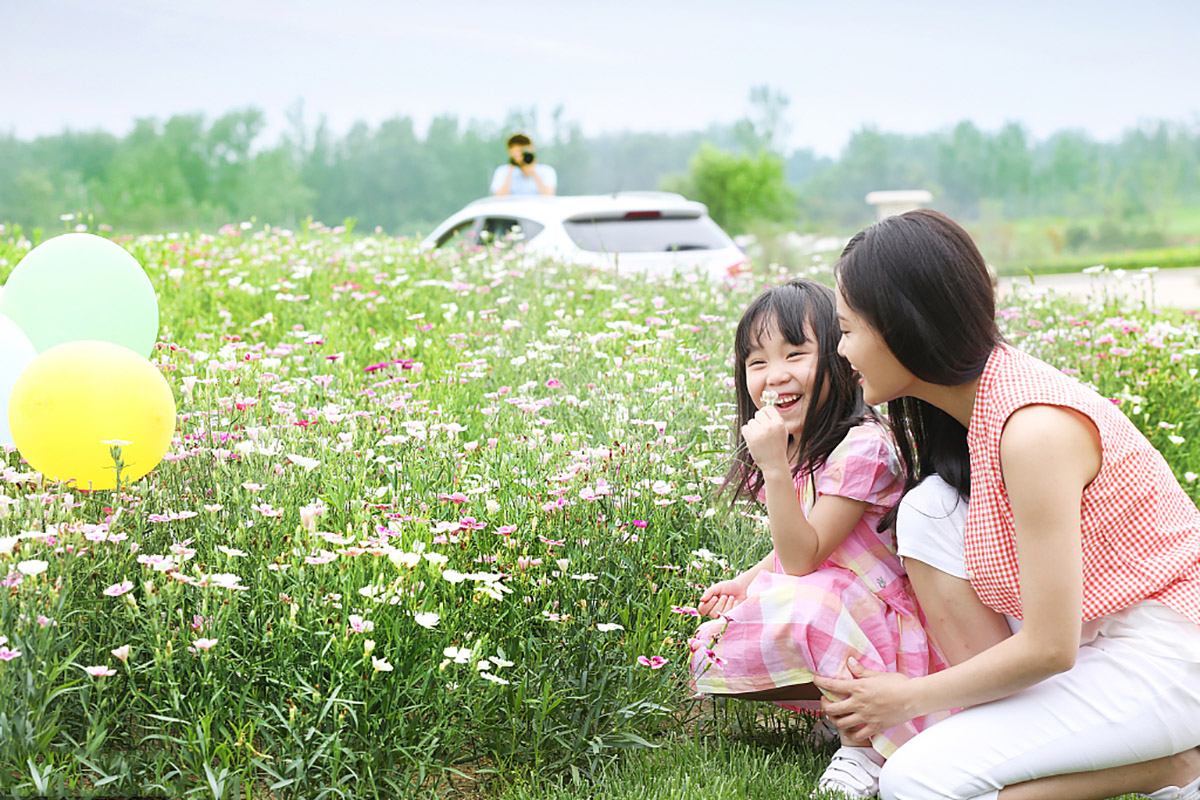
435;218;482;248
561;216;730;253
480;216;545;244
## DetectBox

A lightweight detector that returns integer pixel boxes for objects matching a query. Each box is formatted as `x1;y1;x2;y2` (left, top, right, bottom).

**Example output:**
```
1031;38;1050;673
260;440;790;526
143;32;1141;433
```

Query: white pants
886;479;1200;799
881;633;1200;799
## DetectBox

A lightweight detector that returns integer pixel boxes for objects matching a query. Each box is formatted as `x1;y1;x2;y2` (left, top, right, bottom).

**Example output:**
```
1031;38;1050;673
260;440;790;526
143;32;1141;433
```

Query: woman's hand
741;406;791;475
697;572;752;617
814;657;917;741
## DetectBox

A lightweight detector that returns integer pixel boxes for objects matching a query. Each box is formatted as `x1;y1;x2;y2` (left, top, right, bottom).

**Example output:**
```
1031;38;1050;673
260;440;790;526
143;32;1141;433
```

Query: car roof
459;192;710;223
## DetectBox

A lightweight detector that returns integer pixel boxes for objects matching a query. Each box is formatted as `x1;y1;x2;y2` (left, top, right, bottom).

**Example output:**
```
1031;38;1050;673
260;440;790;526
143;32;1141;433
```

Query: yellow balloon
8;341;177;490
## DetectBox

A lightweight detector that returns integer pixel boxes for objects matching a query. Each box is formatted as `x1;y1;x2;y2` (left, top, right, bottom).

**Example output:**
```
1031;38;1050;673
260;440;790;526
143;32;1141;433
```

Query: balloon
8;341;176;490
0;311;37;447
0;233;159;356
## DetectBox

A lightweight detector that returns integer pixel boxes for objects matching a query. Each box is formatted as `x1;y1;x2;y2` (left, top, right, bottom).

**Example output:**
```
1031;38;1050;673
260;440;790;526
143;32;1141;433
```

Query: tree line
2;92;1198;240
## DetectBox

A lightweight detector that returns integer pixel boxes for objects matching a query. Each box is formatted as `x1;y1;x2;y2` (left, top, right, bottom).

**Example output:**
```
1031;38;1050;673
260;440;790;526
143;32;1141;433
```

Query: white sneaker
814;746;881;799
1143;772;1200;800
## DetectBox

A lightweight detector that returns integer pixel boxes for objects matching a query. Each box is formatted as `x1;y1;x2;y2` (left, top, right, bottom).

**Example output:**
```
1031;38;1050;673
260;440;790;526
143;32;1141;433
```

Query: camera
510;151;536;166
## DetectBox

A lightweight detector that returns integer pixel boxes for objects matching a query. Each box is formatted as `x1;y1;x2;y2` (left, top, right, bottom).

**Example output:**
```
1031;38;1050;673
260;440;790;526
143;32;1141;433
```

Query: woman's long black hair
723;278;877;503
834;209;1002;525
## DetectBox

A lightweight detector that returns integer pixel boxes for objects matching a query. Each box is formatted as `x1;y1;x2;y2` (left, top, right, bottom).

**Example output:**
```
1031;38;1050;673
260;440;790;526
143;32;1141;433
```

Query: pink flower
632;520;648;529
111;644;131;662
671;605;701;617
348;615;374;633
190;638;218;652
83;665;117;677
438;492;469;504
496;525;517;537
545;379;562;388
0;647;21;661
103;581;134;597
637;655;668;669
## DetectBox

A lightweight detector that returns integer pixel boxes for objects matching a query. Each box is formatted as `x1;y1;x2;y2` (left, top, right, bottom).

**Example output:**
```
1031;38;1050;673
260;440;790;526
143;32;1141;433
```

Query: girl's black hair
834;209;1002;525
723;278;876;504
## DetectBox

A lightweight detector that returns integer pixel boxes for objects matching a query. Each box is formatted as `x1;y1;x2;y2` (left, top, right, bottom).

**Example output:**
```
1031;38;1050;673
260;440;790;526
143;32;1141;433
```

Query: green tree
665;143;795;234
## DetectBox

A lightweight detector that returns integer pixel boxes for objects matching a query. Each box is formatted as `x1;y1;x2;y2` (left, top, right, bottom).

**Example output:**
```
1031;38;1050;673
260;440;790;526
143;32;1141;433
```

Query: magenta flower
103;581;134;597
632;520;648;529
671;605;701;617
0;647;21;661
637;655;668;669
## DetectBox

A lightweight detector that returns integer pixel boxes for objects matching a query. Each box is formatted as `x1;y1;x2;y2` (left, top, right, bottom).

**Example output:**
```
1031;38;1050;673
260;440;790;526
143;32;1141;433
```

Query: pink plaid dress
689;423;950;757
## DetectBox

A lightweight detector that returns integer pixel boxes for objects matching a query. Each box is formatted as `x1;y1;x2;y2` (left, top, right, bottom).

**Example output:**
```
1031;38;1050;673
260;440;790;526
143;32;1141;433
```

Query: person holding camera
490;133;556;196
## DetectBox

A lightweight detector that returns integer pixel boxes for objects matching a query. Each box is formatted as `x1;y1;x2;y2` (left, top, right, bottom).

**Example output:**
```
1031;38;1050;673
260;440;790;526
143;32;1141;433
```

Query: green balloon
0;233;159;356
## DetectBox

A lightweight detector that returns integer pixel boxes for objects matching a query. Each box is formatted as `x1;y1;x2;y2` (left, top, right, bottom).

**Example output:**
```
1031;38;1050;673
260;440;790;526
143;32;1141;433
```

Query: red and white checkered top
964;344;1200;624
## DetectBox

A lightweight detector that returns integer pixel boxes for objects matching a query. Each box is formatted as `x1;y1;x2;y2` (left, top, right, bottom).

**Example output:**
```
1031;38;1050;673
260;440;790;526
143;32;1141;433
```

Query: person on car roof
491;133;556;196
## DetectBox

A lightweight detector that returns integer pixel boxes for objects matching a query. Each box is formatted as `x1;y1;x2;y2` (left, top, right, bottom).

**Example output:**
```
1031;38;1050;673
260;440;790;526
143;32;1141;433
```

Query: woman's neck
910;376;982;428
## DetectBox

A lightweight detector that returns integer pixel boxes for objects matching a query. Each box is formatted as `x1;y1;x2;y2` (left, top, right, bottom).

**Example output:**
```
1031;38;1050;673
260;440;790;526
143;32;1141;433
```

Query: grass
0;220;1196;798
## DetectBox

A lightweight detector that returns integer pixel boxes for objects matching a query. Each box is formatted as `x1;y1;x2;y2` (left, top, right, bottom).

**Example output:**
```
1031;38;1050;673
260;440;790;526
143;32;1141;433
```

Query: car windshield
562;215;731;253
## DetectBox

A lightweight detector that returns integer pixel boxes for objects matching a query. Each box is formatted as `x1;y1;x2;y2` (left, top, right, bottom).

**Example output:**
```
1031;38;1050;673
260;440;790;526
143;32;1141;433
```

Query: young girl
688;278;948;799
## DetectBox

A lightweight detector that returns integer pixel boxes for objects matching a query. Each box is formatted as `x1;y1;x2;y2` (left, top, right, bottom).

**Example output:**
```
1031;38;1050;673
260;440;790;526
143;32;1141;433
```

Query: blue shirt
490;164;557;195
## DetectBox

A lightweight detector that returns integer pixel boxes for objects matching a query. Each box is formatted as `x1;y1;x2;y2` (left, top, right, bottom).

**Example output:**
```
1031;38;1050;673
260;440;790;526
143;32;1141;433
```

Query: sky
2;0;1198;157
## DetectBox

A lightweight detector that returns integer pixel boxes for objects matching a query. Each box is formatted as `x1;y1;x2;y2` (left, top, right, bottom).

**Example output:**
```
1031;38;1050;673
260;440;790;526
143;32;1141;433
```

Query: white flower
442;646;473;664
1186;472;1198;483
371;656;394;672
286;453;320;471
424;552;449;566
16;559;48;576
216;545;247;558
414;612;440;629
480;671;510;685
441;569;466;584
1169;435;1186;445
388;551;421;568
83;665;117;677
597;623;625;632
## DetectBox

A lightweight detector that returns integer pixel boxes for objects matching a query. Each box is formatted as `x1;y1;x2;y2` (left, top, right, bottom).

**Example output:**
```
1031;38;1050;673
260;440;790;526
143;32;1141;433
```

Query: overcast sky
3;0;1197;156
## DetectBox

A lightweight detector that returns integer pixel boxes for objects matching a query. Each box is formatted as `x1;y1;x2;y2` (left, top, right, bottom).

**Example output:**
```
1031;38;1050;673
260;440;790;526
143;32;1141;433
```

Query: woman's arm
816;405;1101;737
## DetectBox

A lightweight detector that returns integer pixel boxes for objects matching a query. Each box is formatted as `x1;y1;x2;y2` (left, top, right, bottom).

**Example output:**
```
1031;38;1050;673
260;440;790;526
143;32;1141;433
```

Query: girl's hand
697;573;752;617
813;657;916;741
741;406;791;474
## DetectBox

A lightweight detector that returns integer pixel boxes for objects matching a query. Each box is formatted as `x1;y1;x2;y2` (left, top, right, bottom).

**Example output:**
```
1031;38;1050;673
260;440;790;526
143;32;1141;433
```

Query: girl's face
835;287;914;405
744;317;823;441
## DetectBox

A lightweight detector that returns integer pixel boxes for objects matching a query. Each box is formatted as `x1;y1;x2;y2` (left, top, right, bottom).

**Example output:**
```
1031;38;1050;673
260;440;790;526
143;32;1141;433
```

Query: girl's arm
761;465;867;575
816;405;1100;737
697;550;776;617
744;406;869;576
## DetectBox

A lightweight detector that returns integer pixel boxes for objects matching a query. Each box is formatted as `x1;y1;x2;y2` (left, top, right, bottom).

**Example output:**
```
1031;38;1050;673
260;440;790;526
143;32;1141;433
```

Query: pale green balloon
0;233;159;356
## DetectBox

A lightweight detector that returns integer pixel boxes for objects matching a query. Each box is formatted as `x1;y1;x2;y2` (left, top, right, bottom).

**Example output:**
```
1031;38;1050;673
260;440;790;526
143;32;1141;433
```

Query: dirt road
999;267;1200;311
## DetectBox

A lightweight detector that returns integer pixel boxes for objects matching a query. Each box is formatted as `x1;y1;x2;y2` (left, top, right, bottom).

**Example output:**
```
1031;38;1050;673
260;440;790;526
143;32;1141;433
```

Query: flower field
0;223;1198;798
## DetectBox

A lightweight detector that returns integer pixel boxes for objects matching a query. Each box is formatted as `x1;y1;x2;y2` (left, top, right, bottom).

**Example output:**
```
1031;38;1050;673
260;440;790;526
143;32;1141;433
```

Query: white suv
420;192;749;280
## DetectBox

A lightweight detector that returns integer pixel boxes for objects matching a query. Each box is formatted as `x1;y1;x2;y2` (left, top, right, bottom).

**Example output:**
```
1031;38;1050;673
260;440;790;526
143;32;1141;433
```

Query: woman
814;209;1200;800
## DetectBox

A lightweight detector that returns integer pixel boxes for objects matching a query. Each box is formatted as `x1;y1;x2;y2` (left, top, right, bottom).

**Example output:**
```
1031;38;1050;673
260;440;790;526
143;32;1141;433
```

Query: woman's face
835;286;915;406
